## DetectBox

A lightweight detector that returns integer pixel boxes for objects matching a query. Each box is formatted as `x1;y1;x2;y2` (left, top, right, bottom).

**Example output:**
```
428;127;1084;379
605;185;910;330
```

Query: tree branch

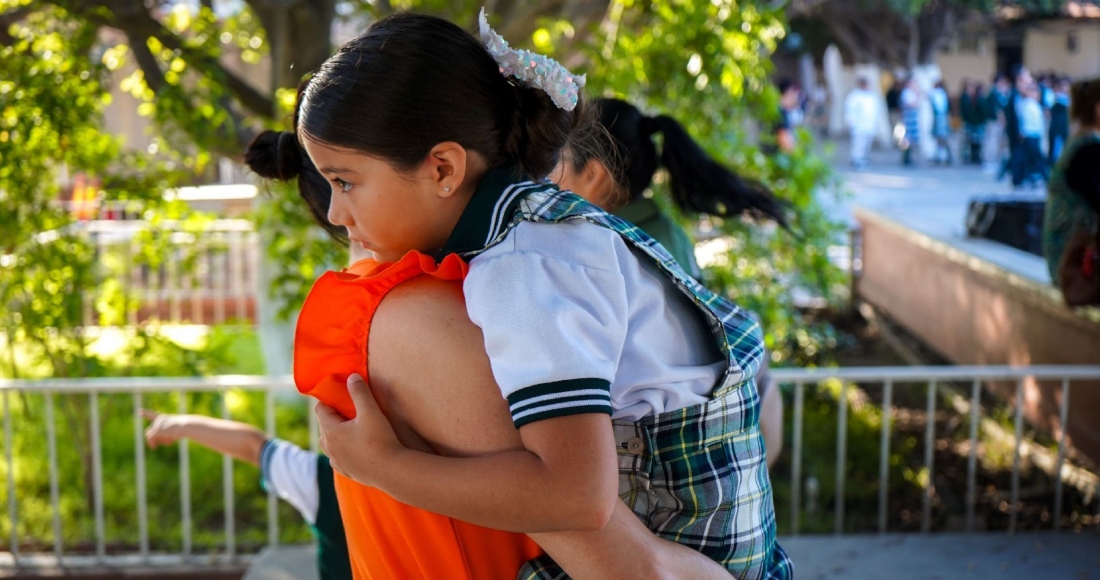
787;0;835;17
373;0;394;17
847;11;910;65
129;17;275;117
64;0;276;118
917;4;958;64
815;8;887;66
810;0;921;68
125;26;256;156
499;0;568;40
125;27;168;93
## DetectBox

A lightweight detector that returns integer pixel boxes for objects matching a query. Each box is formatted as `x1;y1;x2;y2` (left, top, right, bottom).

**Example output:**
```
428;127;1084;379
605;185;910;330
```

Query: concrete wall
856;210;1100;464
938;32;997;93
939;53;998;93
937;20;1100;92
1025;21;1100;78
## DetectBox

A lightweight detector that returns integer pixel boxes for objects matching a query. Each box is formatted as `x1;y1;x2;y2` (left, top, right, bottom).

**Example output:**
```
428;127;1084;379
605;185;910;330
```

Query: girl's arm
320;385;617;532
143;410;267;465
316;277;618;533
317;276;727;578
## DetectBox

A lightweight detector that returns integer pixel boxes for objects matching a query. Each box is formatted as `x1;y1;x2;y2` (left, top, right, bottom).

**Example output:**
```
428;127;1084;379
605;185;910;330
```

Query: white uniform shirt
845;88;880;136
260;439;320;524
464;219;724;426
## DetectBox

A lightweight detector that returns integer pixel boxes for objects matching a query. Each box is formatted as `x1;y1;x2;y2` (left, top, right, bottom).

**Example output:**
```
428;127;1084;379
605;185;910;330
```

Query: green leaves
3;0;849;373
253;181;348;321
1;4;210;379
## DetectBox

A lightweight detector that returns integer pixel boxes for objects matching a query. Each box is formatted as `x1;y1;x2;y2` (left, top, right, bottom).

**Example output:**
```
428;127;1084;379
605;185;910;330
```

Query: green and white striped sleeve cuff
506;378;612;428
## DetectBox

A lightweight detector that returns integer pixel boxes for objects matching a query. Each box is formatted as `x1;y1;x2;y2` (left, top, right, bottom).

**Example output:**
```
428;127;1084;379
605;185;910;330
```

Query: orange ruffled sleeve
292;250;544;580
293;251;467;419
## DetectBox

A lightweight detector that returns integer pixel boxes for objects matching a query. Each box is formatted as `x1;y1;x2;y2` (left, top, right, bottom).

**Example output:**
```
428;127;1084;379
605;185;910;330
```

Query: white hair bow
479;8;586;111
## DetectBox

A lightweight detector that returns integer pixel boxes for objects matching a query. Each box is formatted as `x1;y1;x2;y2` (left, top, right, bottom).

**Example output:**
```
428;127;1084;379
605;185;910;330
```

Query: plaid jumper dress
440;168;793;580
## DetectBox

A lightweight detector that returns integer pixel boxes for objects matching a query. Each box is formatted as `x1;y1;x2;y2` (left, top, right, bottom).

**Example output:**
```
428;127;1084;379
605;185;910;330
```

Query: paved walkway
821;143;1054;285
795;145;1100;579
246;532;1100;580
243;545;316;580
781;532;1100;580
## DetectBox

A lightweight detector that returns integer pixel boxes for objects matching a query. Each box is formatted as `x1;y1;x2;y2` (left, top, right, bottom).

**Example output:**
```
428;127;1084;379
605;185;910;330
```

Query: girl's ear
423;142;469;198
580;158;621;209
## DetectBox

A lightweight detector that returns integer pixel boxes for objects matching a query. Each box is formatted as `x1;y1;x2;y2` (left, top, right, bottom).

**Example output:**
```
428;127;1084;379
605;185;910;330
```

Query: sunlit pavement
780;532;1100;580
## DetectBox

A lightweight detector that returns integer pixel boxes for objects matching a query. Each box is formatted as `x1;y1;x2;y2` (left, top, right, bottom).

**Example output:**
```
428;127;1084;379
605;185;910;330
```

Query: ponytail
648;114;790;229
244;130;302;182
594;98;788;228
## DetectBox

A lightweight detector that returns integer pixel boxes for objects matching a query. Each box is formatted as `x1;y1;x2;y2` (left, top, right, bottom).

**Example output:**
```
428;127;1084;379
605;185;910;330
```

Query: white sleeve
260;439;320;525
464;221;629;428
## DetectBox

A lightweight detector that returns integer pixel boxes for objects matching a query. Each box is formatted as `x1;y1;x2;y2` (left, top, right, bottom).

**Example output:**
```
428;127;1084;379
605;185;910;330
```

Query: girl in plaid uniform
555;97;789;470
296;11;790;579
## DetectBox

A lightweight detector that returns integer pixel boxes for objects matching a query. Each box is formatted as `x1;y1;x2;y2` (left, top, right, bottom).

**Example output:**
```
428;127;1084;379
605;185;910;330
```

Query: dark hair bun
503;85;586;178
244;130;301;181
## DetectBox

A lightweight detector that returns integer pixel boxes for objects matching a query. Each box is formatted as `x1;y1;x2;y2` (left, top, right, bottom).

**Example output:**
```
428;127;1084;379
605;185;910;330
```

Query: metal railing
1;366;1099;570
0;376;299;570
770;366;1100;536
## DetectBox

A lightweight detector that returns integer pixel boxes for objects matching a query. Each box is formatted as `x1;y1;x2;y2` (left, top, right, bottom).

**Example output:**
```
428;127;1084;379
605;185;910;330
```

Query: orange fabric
294;250;543;580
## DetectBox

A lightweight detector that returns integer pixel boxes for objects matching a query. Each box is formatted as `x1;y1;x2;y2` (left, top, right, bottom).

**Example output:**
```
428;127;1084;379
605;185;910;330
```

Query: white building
938;6;1100;91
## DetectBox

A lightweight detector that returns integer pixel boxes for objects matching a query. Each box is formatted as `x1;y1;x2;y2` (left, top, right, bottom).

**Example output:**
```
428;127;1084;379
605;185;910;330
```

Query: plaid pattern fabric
458;186;791;580
518;389;792;580
464;187;767;400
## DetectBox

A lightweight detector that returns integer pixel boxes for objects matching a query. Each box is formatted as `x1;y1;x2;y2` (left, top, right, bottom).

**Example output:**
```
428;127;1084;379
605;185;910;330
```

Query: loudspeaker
965;195;1046;257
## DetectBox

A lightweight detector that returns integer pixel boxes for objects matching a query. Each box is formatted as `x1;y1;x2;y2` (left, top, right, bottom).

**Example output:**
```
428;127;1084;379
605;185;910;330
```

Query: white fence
1;366;1099;571
82;220;260;326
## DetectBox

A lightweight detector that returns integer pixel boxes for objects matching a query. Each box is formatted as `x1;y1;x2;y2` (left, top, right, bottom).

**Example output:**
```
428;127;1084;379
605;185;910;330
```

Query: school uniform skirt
517;380;791;580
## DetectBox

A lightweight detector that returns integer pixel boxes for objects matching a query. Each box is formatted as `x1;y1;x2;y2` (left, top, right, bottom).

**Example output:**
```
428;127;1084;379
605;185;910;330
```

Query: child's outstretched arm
144;411;330;534
142;410;267;465
316;376;619;533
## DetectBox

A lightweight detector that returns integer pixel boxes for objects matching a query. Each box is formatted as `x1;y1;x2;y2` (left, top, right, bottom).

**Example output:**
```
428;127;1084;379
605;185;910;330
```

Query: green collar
613;198;662;227
435;165;543;259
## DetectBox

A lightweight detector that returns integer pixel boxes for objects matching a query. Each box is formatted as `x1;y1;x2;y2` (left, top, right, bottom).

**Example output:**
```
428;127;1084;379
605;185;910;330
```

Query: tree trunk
916;6;955;66
803;0;966;71
908;20;919;68
251;0;337;94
